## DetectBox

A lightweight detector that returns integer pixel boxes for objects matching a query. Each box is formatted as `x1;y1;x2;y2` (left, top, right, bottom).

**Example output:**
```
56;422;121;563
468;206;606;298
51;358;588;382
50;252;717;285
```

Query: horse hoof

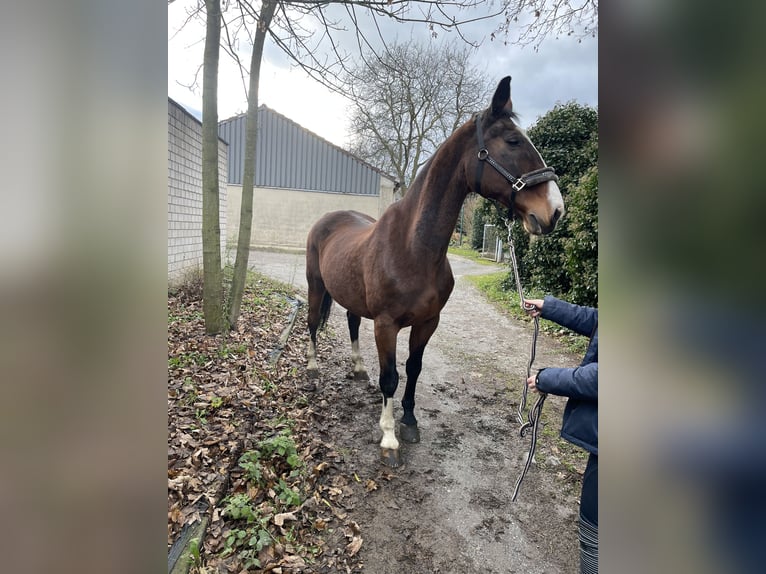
354;370;369;382
307;368;319;380
380;448;402;467
400;423;420;444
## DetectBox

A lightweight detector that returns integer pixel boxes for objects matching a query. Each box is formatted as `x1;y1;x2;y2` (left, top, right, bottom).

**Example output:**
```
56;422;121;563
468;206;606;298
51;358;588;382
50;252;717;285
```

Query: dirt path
248;249;583;573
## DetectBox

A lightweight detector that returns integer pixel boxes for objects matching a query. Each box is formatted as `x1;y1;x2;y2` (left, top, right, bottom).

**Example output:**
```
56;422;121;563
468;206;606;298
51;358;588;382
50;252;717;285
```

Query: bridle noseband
474;114;558;219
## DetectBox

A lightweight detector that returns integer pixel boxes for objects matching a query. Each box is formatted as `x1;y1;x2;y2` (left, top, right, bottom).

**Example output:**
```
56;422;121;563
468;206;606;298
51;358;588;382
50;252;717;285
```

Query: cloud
501;37;599;127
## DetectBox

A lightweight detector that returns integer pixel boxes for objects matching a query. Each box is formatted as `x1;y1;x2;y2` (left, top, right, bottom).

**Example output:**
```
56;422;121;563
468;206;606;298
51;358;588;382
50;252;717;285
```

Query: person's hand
523;298;544;317
526;374;539;393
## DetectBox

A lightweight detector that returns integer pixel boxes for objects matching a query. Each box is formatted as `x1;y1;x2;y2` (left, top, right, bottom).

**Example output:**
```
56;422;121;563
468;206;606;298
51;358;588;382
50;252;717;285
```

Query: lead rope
505;219;547;502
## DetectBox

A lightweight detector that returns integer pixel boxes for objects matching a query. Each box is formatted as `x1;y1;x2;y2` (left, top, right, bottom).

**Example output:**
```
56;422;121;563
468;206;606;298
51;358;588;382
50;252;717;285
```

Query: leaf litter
168;274;373;573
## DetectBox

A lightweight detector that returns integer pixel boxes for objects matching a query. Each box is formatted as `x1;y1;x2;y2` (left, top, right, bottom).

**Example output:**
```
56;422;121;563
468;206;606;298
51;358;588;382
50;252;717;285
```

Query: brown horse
305;77;564;467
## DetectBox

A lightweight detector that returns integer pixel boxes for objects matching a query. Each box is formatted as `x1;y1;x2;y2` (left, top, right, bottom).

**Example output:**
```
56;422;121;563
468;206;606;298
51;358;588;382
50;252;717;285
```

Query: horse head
472;76;565;235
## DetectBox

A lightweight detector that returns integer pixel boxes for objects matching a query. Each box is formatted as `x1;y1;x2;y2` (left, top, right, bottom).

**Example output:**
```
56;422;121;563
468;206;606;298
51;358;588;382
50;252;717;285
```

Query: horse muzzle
523;182;565;235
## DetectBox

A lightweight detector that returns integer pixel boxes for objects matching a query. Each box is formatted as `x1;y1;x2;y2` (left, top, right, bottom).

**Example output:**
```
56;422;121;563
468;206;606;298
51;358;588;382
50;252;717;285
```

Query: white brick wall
167;99;228;284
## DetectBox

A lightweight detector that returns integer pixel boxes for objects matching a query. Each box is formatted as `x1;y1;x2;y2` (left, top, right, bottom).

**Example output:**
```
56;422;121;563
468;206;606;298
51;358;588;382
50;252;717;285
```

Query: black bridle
474;114;558;219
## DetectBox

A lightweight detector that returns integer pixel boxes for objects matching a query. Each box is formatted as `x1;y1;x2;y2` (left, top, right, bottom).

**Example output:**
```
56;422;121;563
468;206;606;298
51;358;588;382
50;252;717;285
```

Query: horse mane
477;108;521;124
406;109;520;197
405;155;435;197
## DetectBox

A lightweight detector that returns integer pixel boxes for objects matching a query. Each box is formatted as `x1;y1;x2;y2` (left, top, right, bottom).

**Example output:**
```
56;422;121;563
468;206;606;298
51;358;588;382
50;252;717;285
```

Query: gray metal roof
219;106;393;196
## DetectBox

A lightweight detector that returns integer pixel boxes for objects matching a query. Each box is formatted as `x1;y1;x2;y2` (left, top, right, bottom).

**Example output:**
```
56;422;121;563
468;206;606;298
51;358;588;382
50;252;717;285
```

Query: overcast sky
168;2;597;148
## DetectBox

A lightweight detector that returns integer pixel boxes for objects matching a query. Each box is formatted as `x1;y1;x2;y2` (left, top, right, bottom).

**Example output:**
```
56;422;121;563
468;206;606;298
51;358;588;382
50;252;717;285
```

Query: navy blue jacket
536;295;598;455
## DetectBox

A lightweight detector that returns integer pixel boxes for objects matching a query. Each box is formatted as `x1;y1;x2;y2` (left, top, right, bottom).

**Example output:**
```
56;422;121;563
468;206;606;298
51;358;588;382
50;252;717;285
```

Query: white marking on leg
379;396;399;451
351;339;367;377
307;340;317;372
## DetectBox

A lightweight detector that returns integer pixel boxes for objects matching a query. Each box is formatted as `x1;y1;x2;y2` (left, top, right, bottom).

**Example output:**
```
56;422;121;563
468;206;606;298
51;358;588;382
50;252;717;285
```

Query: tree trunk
227;0;277;328
201;0;225;334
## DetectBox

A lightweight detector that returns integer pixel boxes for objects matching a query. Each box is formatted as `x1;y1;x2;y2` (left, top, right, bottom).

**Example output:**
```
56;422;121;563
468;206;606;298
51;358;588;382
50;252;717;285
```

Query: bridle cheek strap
473;114;558;219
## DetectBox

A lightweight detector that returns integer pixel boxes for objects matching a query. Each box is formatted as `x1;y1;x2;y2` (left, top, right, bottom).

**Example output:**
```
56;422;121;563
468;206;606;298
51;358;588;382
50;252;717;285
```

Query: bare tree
344;40;490;191
226;1;597;92
201;0;225;333
495;0;598;50
216;0;517;330
226;0;277;328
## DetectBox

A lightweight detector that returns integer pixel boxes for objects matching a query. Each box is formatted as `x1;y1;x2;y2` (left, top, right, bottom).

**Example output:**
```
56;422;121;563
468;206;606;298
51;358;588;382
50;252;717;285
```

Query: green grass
217;342;248;359
168;350;210;369
447;245;499;265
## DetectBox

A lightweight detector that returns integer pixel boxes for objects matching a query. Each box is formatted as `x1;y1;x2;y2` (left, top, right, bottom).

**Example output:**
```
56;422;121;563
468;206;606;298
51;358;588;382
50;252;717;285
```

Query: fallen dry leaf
280;555;306;568
273;511;297;526
346;536;363;556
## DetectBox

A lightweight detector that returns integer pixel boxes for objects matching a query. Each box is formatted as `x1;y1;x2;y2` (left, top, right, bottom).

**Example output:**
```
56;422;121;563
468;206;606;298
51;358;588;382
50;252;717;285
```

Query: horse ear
490;76;512;118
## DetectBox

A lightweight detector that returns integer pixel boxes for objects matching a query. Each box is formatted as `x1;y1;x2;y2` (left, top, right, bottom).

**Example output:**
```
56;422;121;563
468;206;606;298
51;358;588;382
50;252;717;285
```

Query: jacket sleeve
540;295;598;337
535;362;598;401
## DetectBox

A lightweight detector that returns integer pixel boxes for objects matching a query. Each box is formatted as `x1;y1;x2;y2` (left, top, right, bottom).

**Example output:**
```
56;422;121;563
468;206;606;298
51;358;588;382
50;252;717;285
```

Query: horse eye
506;138;521;146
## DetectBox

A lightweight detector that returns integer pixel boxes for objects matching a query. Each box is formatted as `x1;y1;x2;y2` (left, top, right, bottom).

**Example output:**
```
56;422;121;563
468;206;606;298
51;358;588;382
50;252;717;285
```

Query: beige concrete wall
226;177;397;252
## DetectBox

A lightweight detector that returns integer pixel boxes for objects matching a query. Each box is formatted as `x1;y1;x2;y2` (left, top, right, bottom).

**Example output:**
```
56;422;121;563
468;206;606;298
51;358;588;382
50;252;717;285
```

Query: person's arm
530;295;597;337
529;362;598;401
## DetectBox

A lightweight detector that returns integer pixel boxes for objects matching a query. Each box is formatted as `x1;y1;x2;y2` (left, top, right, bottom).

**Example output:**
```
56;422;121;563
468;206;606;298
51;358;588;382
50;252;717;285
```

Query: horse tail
318;291;333;331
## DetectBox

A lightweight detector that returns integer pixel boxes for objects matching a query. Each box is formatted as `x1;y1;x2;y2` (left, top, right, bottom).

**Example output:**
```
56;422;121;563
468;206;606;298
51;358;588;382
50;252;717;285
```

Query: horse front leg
400;316;440;444
374;319;401;467
346;310;369;381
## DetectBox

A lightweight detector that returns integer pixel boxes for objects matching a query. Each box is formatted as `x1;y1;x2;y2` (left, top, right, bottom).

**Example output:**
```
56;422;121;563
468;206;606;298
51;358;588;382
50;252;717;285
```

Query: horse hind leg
346;311;369;381
306;301;321;379
306;280;331;380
